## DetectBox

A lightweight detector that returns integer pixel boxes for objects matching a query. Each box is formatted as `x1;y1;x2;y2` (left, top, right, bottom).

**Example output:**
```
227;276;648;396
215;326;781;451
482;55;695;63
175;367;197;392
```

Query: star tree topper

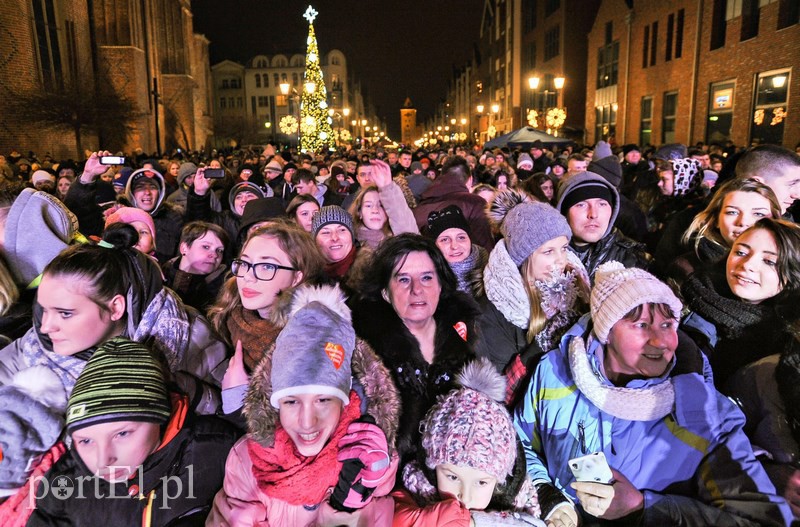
303;5;318;23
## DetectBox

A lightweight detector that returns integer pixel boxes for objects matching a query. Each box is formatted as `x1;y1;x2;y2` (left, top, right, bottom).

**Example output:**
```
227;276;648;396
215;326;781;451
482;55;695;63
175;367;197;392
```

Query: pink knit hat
420;359;516;482
105;206;157;245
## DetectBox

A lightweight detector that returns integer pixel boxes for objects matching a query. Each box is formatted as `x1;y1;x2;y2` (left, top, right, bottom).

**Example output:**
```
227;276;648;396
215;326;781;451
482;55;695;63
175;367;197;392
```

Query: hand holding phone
203;168;225;179
568;452;614;484
100;156;125;165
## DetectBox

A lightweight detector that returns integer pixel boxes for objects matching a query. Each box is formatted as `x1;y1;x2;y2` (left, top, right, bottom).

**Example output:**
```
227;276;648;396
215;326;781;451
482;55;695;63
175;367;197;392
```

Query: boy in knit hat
395;359;543;526
28;337;238;526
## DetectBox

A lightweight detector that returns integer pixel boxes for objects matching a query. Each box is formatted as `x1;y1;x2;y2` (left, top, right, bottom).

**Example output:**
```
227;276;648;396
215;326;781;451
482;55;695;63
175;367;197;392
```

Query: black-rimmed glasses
231;259;296;281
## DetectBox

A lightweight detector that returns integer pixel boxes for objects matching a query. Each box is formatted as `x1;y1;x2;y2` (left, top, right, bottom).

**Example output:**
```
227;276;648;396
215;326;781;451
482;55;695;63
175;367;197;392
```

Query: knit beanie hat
66;337;172;433
114;167;134;189
622;144;640;156
556;171;620;239
264;159;283;174
588;142;623;188
488;190;572;266
517;153;533;170
31;170;55;186
590;261;682;344
654;143;688;162
427;205;471;240
270;285;355;407
670;158;703;196
177;162;197;185
593;140;613;160
228;181;267;215
105;206;157;245
312;205;355;240
420;359;516;482
237;196;286;237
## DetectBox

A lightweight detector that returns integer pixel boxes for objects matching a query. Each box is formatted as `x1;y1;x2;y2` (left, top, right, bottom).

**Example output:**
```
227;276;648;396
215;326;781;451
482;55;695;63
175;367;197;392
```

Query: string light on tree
300;5;334;152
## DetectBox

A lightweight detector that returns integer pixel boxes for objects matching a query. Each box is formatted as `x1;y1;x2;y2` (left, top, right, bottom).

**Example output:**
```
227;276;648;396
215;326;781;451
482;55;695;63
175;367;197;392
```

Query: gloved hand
329;416;391;512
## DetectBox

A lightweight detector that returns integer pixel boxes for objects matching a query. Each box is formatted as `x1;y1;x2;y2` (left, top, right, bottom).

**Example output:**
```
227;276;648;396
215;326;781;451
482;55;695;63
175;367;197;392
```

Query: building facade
0;0;213;159
211;50;355;147
586;0;799;148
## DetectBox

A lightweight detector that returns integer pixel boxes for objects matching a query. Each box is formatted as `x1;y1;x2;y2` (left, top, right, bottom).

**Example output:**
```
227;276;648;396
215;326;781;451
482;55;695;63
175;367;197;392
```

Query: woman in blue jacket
513;261;791;527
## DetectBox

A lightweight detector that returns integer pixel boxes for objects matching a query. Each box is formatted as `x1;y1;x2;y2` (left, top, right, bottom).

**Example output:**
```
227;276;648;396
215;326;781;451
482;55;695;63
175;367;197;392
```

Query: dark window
640;96;653;146
650;21;658;66
676;9;684;57
741;0;759;40
523;0;538;31
238;97;243;108
545;0;560;17
711;0;727;50
292;73;298;86
544;26;560;61
605;21;613;45
662;91;678;144
222;79;229;89
251;96;256;115
258;96;268;107
255;74;261;88
31;0;63;89
220;98;226;109
597;40;619;89
526;42;537;71
666;14;674;61
643;25;650;68
274;73;280;86
778;0;800;29
263;73;269;87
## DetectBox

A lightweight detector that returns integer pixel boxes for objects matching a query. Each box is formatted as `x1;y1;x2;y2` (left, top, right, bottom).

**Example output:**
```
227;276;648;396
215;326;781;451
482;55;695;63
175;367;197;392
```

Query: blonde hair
0;257;19;316
682;178;780;253
207;220;326;343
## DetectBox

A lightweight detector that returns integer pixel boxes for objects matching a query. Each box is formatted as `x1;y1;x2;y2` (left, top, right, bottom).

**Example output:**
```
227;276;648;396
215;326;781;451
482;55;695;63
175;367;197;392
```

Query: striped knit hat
311;205;355;240
66;337;171;433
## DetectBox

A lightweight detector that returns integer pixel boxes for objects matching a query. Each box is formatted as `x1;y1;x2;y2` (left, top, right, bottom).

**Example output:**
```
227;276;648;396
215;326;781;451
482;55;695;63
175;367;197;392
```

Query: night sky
192;0;483;139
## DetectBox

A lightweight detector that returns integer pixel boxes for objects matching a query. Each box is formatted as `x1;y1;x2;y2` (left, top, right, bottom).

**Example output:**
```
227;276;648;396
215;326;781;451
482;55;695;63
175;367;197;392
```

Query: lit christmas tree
300;5;334;152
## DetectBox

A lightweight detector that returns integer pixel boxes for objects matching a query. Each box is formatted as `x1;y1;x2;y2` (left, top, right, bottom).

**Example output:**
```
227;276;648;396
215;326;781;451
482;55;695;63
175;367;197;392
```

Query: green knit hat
66;337;171;433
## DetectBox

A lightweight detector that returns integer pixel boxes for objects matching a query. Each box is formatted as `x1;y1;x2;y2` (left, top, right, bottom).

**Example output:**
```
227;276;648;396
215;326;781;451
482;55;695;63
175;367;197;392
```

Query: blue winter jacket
513;315;792;526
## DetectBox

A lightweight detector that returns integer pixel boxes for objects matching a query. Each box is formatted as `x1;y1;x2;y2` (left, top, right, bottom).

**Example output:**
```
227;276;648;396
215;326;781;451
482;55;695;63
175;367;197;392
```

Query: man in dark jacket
124;167;184;263
556;171;650;281
413;156;495;251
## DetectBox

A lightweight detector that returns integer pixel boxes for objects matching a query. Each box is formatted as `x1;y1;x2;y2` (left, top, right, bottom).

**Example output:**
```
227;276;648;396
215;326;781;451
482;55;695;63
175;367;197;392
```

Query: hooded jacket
124;169;185;262
513;315;791;526
556;172;650;281
28;396;239;527
207;285;402;526
0;248;228;416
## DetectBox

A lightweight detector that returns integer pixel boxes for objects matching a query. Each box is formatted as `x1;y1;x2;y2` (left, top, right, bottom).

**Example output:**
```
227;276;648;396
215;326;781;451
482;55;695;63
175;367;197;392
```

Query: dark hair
521;173;555;203
180;220;229;249
621;303;676;323
286;193;320;218
743;218;800;296
291;168;316;185
736;145;800;183
43;230;137;313
398;149;412;157
439;156;472;183
358;233;458;303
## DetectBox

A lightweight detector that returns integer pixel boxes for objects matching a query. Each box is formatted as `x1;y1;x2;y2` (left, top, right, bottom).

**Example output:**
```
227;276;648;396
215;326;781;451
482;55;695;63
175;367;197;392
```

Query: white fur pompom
457;358;506;403
11;366;68;414
288;283;351;324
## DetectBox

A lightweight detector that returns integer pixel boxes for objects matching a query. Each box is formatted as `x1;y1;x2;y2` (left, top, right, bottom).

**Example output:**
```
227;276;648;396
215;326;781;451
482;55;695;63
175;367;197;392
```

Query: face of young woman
385;251;442;330
717;191;773;245
278;393;343;457
72;421;161;482
359;191;388;231
179;231;224;275
57;178;71;197
294;201;319;232
435;463;497;510
237;235;302;318
37;275;124;356
726;227;782;304
315;224;354;263
129;220;155;255
526;236;569;282
605;306;678;384
436;228;471;263
496;175;508;190
540;179;554;200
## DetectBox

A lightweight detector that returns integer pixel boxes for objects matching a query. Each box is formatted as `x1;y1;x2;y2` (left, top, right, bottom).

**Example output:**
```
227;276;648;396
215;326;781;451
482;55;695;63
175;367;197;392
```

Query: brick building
0;0;213;160
586;0;799;148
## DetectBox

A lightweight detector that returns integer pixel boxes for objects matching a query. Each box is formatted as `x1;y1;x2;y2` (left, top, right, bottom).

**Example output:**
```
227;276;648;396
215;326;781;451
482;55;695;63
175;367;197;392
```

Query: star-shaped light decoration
303;5;318;23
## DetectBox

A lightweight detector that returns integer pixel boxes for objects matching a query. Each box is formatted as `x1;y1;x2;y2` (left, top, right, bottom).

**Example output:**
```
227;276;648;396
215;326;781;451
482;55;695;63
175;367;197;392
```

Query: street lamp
528;76;540;90
343;107;350;117
476;104;484;113
279;82;300;145
554;77;565;90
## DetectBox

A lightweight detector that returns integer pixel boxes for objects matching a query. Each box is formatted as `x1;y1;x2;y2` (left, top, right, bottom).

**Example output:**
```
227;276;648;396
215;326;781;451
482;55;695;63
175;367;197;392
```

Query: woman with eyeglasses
207;220;327;419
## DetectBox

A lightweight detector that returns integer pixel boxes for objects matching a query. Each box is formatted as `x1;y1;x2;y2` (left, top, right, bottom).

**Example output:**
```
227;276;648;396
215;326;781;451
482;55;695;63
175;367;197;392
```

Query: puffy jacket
513;315;792;526
28;396;239;527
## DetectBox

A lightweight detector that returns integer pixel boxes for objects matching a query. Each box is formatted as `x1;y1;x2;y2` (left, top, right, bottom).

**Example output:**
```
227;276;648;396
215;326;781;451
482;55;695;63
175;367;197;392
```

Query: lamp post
280;81;299;146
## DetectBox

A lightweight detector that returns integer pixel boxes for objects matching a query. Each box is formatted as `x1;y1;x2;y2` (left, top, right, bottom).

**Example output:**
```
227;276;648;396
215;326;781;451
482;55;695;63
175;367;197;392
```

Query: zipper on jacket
578;420;587;455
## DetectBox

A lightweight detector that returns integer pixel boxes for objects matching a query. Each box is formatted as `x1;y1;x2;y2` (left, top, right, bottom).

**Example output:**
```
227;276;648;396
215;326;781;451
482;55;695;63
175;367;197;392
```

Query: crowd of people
0;138;799;526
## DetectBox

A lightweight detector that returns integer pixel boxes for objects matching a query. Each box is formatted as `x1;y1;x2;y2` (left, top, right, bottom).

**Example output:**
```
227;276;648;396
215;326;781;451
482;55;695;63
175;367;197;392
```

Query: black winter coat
569;228;651;282
28;404;239;527
350;292;480;465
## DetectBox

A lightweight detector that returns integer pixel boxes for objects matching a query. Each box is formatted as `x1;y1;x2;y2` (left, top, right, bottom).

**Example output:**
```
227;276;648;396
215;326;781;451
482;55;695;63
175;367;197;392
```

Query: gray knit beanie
270;285;355;407
312;205;355;240
490;190;572;266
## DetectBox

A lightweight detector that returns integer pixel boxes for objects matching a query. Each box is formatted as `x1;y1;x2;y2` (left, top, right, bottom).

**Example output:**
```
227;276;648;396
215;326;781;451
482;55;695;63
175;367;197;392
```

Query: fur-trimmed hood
242;284;401;453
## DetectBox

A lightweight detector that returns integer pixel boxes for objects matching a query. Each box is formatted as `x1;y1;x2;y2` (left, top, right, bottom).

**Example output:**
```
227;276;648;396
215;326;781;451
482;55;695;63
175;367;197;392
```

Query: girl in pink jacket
207;284;401;526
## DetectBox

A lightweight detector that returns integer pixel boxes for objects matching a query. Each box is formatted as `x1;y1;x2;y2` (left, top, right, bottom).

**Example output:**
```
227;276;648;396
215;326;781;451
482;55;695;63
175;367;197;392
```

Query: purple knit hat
420;359;516;482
